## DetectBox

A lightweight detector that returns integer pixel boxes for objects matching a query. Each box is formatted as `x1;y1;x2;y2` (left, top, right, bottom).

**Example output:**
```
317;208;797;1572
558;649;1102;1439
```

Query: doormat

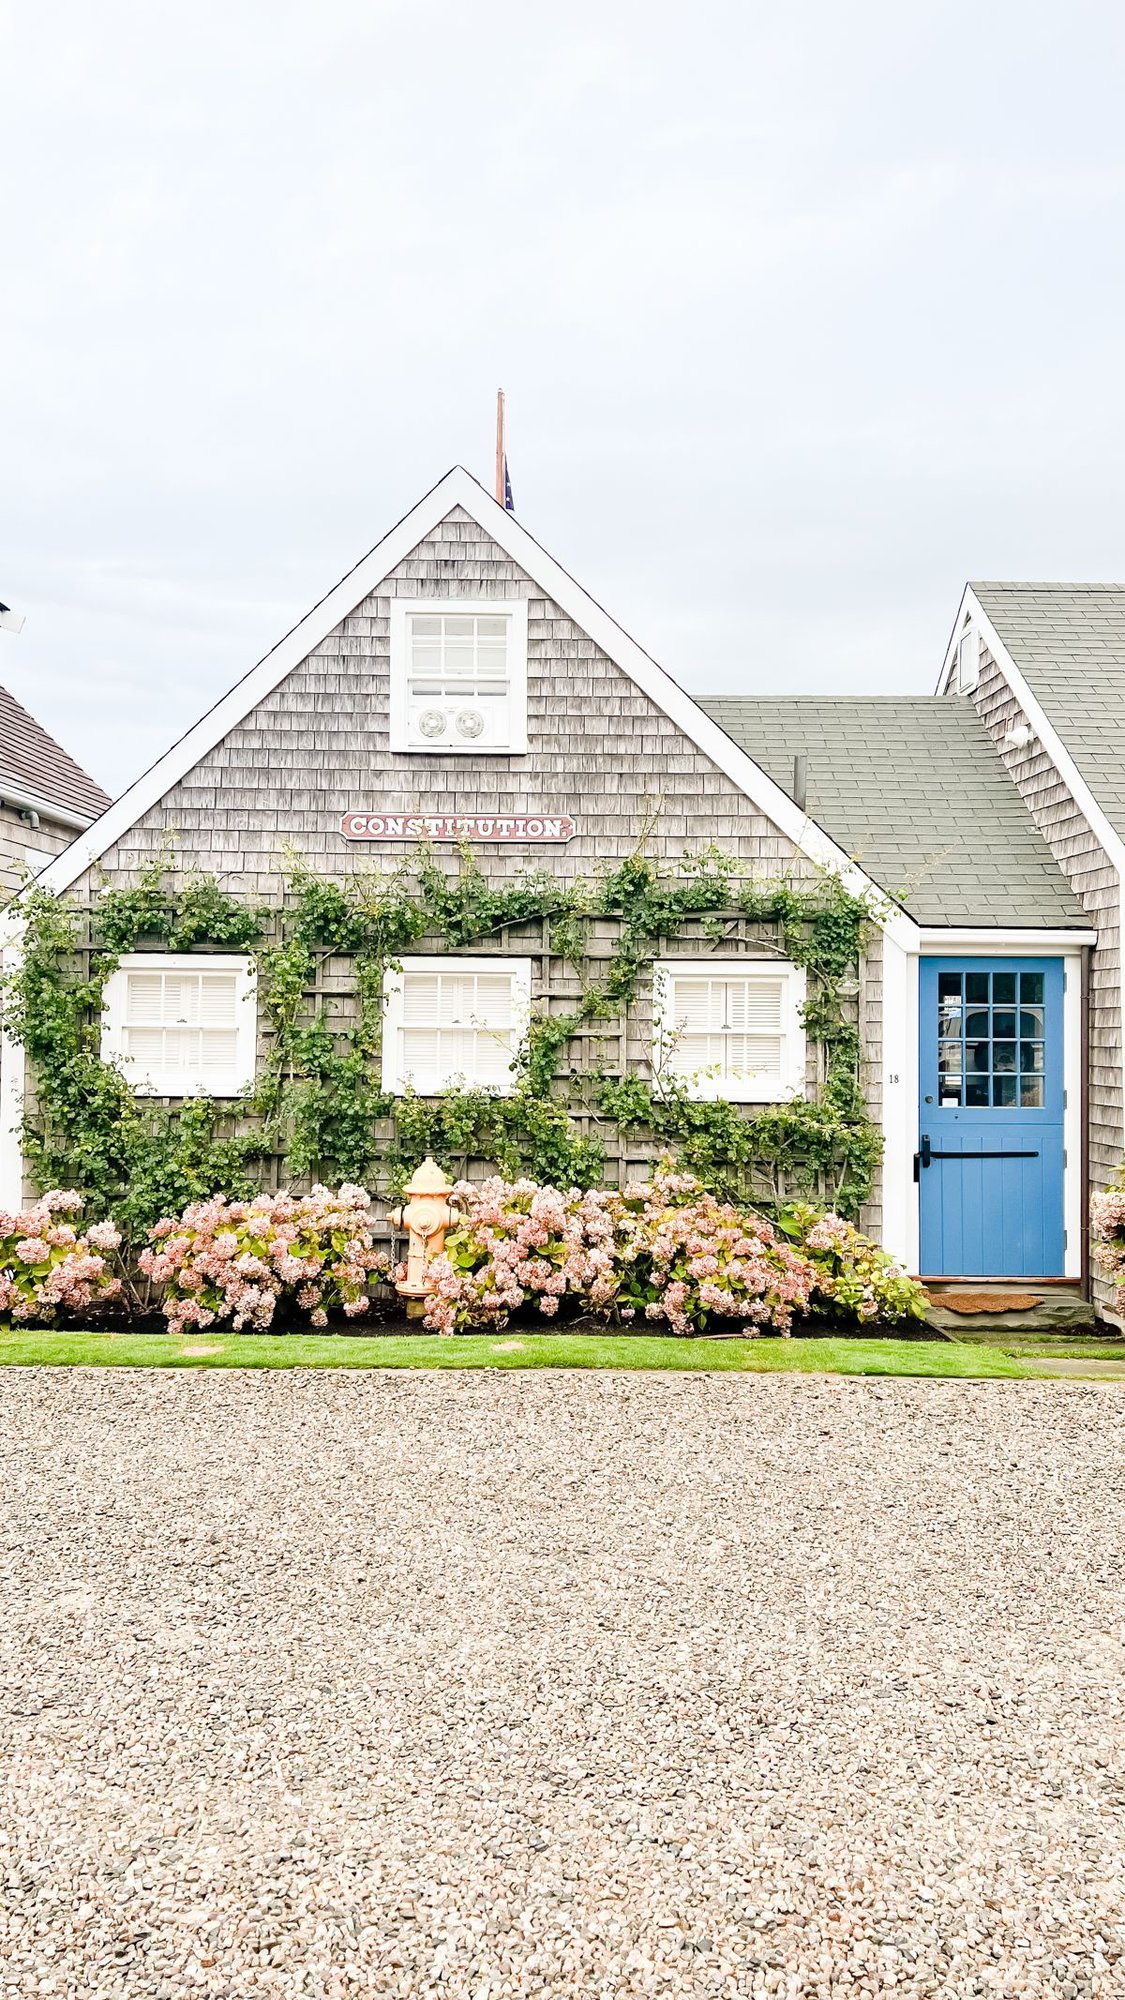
926;1291;1044;1315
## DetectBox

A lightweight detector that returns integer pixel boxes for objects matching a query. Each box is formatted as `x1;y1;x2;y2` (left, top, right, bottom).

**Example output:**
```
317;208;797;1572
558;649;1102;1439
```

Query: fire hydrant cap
403;1155;453;1198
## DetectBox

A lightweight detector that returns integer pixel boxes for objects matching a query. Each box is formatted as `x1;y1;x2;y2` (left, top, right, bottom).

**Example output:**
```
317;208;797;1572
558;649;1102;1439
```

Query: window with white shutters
381;957;532;1095
101;954;257;1096
389;598;529;754
653;960;807;1103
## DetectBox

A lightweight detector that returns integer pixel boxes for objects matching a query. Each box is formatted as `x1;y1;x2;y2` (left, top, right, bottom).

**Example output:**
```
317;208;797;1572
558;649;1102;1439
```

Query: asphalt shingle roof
972;582;1125;843
700;696;1086;927
0;683;110;824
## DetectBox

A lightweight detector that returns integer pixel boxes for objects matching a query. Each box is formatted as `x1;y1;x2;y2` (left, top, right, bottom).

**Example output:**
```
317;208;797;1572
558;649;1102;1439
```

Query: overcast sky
3;0;1124;797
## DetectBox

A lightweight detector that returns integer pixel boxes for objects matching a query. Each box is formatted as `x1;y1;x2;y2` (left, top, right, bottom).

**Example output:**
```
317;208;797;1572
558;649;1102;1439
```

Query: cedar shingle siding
70;507;885;1227
75;507;810;889
967;642;1122;1311
0;803;71;899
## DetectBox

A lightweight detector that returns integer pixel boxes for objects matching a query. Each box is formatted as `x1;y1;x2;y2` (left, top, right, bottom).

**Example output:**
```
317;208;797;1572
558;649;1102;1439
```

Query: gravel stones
0;1368;1123;1996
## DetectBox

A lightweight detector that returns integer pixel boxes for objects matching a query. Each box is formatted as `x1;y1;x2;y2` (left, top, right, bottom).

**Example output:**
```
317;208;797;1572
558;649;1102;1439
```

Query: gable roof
968;582;1125;846
18;466;921;946
0;683;111;827
701;696;1086;928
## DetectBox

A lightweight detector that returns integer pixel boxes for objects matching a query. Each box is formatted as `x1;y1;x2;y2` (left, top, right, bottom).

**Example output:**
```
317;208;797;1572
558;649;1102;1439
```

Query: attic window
955;627;980;694
389;599;529;754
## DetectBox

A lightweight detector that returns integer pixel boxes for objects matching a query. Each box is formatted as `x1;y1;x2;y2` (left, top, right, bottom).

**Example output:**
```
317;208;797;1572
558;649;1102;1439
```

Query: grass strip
0;1330;1031;1376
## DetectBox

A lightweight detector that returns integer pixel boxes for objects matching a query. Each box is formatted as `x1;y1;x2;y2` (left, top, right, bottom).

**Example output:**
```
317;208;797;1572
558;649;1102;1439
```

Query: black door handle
913;1133;931;1181
927;1149;1040;1161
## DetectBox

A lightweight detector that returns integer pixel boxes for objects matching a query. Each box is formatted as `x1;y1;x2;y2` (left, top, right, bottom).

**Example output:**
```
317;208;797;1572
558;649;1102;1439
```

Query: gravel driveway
1;1370;1123;1998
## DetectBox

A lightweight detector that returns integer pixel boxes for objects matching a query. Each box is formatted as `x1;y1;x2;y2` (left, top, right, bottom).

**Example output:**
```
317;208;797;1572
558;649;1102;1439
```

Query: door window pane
933;965;1052;1116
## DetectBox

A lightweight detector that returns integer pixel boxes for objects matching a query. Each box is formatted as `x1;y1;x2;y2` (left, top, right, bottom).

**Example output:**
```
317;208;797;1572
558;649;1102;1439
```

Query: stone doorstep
923;1285;1097;1337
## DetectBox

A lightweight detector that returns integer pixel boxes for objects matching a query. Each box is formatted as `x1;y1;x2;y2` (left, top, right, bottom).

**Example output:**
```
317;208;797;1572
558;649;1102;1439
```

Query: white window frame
955;626;980;694
652;957;807;1103
388;597;529;754
381;954;532;1096
100;952;258;1098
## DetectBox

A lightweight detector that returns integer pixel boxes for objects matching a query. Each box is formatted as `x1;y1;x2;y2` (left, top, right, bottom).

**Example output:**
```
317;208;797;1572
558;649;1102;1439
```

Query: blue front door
918;958;1066;1277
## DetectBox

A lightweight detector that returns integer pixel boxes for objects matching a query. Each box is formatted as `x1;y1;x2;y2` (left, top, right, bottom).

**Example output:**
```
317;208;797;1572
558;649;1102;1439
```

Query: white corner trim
0;926;26;1209
1062;953;1082;1278
879;930;919;1271
20;465;918;949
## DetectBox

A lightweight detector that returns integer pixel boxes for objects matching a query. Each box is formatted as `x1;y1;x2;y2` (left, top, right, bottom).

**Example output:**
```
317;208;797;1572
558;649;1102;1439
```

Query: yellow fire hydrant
388;1157;459;1317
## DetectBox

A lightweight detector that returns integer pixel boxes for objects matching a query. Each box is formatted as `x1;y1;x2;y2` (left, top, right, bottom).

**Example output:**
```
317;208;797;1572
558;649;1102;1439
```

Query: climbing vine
2;845;884;1236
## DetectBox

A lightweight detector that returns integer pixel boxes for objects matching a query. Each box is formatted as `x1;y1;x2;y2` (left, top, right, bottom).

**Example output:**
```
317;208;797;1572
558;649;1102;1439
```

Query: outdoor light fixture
1002;719;1035;752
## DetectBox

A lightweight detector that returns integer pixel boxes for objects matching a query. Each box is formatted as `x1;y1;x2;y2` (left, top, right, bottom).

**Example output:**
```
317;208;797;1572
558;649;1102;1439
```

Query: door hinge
1063;1088;1068;1108
1063;1149;1068;1167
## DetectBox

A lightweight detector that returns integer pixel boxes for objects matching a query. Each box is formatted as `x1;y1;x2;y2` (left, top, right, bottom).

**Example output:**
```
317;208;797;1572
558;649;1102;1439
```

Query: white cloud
2;0;1123;790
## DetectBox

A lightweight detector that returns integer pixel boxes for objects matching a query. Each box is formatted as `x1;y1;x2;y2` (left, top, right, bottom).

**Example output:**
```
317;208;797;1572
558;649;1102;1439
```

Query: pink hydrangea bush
0;1190;121;1326
776;1202;927;1324
421;1169;817;1337
1091;1186;1125;1311
140;1184;392;1334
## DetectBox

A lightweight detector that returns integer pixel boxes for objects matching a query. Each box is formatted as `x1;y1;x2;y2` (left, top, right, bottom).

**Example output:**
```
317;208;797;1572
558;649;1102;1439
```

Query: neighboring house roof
0;683;111;825
700;696;1086;928
969;582;1125;844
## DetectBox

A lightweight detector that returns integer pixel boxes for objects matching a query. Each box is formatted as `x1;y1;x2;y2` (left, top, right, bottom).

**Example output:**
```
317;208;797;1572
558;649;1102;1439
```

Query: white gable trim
938;584;1125;878
11;466;918;948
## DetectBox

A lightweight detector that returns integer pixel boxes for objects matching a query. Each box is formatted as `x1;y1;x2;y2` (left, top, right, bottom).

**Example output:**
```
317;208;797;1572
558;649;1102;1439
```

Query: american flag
502;455;515;512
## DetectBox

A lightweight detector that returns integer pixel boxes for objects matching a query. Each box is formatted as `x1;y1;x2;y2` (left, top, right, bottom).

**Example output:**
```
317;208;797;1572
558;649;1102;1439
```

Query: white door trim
909;934;1084;1281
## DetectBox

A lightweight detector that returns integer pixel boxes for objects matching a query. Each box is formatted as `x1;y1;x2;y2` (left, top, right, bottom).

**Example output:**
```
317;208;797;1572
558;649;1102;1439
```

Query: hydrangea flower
140;1184;392;1334
0;1192;121;1326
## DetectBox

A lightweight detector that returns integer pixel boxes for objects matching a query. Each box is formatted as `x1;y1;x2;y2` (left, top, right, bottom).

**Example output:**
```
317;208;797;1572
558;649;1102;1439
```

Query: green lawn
0;1329;1032;1377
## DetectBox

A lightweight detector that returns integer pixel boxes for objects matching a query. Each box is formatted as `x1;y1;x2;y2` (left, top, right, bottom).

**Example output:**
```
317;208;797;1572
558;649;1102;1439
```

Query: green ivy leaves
5;845;881;1234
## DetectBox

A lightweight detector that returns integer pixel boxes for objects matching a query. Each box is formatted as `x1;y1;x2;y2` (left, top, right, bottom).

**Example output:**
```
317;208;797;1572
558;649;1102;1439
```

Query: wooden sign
340;811;577;844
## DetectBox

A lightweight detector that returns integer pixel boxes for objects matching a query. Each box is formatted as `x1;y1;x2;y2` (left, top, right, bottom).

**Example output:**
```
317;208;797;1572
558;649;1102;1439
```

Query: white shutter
102;956;256;1096
383;958;531;1095
655;961;805;1103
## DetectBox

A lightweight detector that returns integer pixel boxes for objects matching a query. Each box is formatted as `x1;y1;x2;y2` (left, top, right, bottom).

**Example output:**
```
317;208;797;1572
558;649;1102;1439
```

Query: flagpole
495;389;505;505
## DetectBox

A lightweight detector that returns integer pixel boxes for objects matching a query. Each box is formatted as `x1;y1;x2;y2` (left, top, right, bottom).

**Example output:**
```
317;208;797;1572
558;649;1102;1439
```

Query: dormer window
955;627;980;694
389;598;529;753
